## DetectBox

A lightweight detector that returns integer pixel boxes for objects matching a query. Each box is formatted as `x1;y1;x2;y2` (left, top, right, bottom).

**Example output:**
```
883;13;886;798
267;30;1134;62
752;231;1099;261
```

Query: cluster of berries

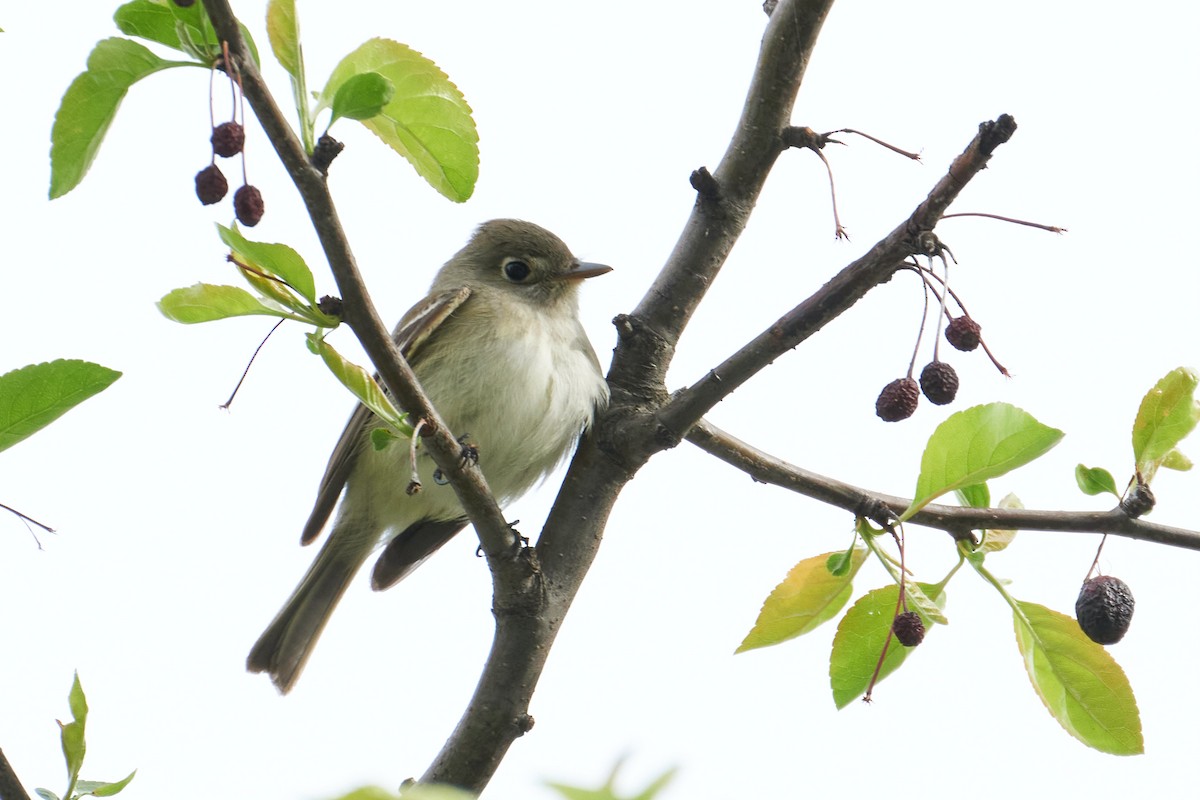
195;121;263;227
186;0;264;227
876;315;982;421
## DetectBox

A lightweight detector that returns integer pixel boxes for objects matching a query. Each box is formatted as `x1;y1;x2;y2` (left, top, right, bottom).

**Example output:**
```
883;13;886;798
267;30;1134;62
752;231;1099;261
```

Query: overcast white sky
2;2;1199;799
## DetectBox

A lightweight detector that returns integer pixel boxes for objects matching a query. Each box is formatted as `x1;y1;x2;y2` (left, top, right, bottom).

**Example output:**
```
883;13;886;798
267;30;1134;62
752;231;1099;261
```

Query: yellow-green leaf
901;403;1063;521
266;0;301;77
317;38;478;201
1161;448;1193;472
1132;367;1199;474
979;492;1022;552
158;284;290;323
310;335;411;436
218;223;318;303
736;548;867;653
1013;601;1142;755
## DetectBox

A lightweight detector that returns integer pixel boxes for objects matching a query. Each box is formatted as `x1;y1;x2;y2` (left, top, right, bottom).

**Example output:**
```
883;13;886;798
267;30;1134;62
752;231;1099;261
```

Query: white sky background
2;2;1199;798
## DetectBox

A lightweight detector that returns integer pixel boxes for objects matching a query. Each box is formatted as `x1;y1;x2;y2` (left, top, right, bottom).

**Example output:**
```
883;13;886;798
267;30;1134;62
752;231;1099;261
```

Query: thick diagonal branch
0;749;32;800
424;0;838;791
607;0;836;413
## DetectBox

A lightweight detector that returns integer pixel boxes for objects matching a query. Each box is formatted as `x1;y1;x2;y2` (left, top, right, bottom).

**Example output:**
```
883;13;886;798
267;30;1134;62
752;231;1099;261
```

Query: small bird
247;220;611;693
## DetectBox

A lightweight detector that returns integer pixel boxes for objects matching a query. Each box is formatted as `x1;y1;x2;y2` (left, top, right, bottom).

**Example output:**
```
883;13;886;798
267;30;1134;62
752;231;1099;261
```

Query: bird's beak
561;261;613;281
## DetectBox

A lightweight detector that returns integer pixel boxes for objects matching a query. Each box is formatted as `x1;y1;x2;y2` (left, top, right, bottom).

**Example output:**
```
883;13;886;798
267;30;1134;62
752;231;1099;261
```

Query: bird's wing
299;286;473;545
370;518;469;590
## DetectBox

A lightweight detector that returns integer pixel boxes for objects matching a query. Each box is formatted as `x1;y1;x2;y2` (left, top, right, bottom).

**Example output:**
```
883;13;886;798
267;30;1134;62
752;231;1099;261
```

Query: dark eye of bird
503;259;531;282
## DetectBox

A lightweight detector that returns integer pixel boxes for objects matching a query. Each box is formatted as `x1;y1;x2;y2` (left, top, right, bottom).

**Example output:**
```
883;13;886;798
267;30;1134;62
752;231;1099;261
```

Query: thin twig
812;148;848;239
940;211;1066;233
220;319;284;409
827;128;922;161
0;502;55;534
901;262;1009;376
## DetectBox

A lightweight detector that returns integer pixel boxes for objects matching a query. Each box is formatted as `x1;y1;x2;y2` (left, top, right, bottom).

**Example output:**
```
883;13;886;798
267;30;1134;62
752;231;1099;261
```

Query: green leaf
736;548;868;653
547;764;676;800
370;427;399;451
330;71;396;123
218;223;318;303
158;284;290;324
61;672;89;783
165;1;259;65
1075;464;1119;497
310;335;412;436
829;583;945;709
955;483;990;509
1161;448;1193;471
328;789;400;800
266;0;301;77
317;38;479;202
979;492;1022;552
169;0;217;61
1013;600;1143;754
0;361;121;455
50;38;183;198
114;1;181;51
1132;367;1199;474
35;790;60;800
77;771;137;798
901;580;947;625
901;403;1063;521
826;544;856;577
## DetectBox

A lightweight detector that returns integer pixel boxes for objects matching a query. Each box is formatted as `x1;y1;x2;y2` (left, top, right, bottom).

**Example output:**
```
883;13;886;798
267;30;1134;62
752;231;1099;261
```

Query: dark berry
211;121;245;158
234;184;264;226
1119;482;1155;518
945;316;982;352
876;378;919;422
1075;575;1134;645
919;360;959;405
173;0;196;6
892;611;925;647
195;164;228;205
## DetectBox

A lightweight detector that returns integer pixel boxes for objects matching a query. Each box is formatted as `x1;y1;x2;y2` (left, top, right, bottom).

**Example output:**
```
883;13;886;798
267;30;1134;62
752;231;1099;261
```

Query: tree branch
658;114;1018;438
0;749;31;800
688;419;1200;550
200;1;517;564
607;0;836;414
425;0;838;791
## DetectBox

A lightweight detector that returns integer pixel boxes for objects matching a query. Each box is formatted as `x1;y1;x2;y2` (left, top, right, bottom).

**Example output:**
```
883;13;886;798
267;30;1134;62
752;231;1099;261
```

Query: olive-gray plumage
247;220;610;693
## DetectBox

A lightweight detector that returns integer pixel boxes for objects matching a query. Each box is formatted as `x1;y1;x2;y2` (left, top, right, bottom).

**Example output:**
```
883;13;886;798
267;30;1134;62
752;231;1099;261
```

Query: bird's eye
503;259;531;282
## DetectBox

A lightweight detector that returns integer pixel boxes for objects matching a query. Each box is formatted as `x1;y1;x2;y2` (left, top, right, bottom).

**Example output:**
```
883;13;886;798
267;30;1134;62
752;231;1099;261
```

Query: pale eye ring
503;259;531;282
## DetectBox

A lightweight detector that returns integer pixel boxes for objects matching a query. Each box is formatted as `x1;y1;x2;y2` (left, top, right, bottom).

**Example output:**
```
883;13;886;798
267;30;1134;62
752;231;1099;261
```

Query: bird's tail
247;530;370;694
